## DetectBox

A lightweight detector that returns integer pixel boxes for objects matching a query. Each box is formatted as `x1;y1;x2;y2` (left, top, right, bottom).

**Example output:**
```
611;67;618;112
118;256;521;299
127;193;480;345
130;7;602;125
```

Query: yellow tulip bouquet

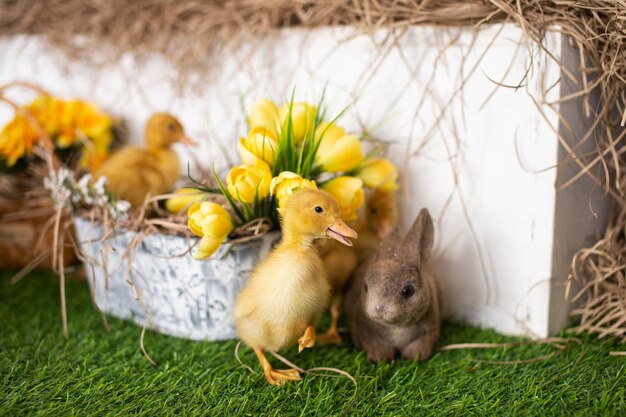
185;93;399;259
0;94;117;173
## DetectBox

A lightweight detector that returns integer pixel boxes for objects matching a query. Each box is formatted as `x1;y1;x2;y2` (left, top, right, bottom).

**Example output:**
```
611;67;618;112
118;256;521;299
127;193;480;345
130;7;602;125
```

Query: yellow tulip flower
0;115;41;166
187;201;234;259
226;161;272;204
315;121;345;143
356;158;399;191
55;100;81;148
165;188;210;213
248;99;281;133
314;122;364;172
237;127;279;166
322;176;365;221
26;96;60;137
75;100;113;139
79;129;114;170
196;236;226;260
279;102;317;144
270;171;317;207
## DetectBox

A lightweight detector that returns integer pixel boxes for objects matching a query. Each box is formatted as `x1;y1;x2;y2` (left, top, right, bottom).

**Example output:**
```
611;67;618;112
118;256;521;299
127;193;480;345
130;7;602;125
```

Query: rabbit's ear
375;228;402;261
400;208;434;267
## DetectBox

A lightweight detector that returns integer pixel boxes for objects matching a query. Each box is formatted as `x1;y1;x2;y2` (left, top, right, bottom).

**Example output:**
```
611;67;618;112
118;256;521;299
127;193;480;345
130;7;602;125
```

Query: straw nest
1;0;625;340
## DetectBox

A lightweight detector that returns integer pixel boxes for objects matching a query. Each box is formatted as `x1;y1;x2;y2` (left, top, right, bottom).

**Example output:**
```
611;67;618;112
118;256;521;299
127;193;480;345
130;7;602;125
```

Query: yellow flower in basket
80;132;113;171
356;158;399;192
322;176;365;221
314;122;364;172
270;171;317;208
74;100;114;169
279;102;317;144
75;100;112;137
188;201;234;259
1;93;115;169
166;188;210;213
248;99;281;133
0;115;41;166
55;100;81;148
25;96;60;137
238;127;279;166
226;161;272;204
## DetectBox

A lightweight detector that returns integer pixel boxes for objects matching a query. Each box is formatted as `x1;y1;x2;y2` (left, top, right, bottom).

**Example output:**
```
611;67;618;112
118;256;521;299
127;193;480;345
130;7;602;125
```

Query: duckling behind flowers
93;113;195;207
353;189;399;260
234;188;358;385
316;189;399;345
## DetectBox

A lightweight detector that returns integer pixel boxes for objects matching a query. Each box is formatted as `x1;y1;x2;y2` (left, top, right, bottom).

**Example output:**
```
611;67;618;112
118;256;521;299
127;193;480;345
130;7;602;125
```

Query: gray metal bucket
73;217;279;340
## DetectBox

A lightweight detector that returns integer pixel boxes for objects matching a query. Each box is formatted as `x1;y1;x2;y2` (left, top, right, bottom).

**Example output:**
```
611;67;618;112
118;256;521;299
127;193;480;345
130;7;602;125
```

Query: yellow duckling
234;189;358;386
315;235;358;345
354;189;399;261
316;189;399;344
93;113;195;207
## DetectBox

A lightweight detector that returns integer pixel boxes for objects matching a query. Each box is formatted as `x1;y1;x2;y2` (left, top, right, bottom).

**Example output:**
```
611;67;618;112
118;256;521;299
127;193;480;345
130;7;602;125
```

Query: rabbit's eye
401;285;415;299
364;284;368;293
370;208;377;214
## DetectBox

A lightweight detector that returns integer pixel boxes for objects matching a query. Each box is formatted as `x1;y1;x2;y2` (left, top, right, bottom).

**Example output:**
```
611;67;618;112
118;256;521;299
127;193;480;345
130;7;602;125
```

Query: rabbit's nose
375;304;385;313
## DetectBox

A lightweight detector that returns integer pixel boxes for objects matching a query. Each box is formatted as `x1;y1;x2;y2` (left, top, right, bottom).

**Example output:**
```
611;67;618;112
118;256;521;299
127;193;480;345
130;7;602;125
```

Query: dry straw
1;1;626;340
568;166;626;342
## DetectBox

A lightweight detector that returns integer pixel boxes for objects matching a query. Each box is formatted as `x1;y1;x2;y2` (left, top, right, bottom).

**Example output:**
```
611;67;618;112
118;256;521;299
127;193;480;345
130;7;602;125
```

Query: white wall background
0;25;563;337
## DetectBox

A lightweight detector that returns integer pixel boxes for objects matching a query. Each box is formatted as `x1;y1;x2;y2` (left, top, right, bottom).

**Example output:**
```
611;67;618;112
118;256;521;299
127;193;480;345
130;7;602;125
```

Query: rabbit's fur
345;208;441;362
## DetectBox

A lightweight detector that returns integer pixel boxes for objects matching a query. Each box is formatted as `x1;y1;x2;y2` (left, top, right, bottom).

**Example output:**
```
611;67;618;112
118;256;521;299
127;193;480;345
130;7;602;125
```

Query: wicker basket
0;198;76;270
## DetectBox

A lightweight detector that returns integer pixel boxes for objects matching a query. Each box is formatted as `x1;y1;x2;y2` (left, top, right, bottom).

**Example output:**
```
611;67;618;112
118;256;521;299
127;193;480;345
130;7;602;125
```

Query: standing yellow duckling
353;189;399;260
93;113;195;207
315;235;358;345
317;189;399;344
234;189;358;386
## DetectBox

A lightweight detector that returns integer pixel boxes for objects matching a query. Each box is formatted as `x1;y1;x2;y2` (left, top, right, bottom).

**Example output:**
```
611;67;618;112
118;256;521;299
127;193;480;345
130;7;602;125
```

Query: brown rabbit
345;208;441;362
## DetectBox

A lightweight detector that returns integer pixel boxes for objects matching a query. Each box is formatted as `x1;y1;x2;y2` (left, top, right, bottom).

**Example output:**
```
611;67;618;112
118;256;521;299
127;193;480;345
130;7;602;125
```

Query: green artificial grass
1;270;625;417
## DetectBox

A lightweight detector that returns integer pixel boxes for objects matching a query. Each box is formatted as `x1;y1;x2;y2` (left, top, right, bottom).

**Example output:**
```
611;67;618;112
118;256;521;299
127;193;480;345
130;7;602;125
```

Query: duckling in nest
234;189;357;385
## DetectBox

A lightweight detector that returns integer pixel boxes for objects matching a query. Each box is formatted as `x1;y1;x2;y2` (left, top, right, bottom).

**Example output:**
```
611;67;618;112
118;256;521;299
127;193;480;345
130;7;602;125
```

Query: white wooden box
0;24;606;337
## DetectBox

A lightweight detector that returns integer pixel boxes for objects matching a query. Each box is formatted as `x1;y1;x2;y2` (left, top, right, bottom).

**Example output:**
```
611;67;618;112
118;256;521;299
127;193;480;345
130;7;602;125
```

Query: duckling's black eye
314;206;323;213
370;208;377;214
167;123;176;131
401;285;415;299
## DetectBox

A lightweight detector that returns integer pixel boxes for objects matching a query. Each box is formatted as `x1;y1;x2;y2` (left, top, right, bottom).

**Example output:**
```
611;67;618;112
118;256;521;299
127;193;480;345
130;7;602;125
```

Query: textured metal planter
74;217;278;341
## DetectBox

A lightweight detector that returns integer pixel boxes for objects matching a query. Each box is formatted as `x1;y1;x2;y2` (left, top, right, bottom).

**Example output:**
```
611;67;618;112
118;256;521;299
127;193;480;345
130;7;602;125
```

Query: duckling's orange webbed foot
253;347;302;386
318;328;342;345
298;325;316;353
265;368;302;386
318;303;343;345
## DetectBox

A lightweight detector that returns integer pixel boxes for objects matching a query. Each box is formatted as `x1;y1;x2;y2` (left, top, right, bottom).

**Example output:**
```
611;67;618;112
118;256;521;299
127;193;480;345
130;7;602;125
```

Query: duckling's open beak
179;135;197;146
326;218;358;246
